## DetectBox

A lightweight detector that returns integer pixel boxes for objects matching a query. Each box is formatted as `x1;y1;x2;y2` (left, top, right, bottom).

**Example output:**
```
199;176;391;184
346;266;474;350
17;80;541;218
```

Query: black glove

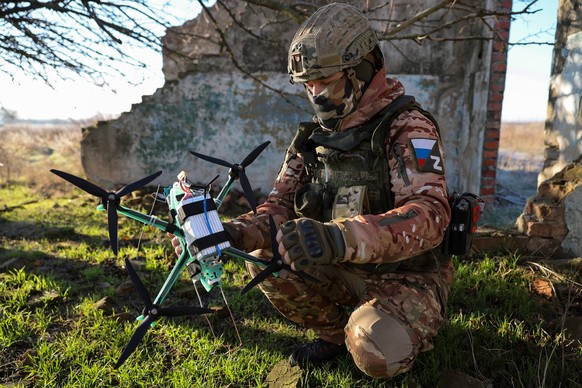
221;222;241;247
278;218;345;271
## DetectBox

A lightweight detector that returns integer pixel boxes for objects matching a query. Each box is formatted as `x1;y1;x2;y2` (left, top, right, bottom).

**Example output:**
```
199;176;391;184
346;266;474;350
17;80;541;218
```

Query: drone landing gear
186;261;243;350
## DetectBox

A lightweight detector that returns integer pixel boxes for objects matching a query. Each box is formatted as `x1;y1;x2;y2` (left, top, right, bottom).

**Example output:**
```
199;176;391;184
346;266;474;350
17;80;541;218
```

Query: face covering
306;73;365;131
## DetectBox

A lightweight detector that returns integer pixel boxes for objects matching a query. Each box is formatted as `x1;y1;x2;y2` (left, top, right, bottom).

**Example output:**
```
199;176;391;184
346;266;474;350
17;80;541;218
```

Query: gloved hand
221;222;241;247
276;218;345;271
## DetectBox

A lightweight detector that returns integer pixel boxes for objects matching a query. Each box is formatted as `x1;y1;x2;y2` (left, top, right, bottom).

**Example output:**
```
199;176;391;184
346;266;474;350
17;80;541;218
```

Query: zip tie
147;215;158;226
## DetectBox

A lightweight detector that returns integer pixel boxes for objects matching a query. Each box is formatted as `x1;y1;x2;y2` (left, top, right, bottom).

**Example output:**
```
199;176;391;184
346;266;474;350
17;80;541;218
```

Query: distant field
500;121;545;155
0;122;84;188
0;120;546;183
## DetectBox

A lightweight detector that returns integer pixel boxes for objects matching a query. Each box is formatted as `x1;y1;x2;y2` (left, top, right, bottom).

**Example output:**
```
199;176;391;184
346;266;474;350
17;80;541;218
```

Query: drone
51;141;315;368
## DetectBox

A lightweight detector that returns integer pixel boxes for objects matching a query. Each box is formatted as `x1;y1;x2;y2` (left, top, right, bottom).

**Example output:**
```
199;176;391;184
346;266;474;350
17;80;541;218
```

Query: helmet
288;3;379;84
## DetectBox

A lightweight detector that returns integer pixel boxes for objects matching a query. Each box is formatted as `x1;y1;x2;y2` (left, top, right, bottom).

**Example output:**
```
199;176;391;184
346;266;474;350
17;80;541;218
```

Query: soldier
173;2;452;379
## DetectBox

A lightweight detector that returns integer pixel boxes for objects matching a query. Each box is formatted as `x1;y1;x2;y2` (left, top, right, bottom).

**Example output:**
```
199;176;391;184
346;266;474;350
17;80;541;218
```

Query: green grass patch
1;181;581;387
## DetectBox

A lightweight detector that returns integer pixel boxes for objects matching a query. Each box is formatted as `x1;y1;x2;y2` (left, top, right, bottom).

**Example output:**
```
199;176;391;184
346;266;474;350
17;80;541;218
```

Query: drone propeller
50;169;162;255
115;258;213;369
240;215;319;295
190;141;270;213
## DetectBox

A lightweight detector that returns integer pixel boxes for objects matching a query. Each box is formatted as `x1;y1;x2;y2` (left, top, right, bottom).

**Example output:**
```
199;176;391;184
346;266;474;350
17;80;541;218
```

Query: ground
1;120;581;387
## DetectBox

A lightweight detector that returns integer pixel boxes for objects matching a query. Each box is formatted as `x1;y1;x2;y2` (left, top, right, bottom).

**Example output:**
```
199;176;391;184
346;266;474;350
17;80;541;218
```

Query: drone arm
152;238;190;306
214;175;237;211
223;247;269;269
98;204;184;238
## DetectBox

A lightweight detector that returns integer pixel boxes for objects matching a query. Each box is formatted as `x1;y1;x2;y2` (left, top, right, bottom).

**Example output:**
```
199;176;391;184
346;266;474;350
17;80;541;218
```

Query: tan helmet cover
288;3;379;83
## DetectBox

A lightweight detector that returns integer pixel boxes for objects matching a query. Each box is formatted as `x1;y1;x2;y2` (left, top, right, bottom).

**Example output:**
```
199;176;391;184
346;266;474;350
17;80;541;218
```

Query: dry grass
500;121;545;156
0;123;86;192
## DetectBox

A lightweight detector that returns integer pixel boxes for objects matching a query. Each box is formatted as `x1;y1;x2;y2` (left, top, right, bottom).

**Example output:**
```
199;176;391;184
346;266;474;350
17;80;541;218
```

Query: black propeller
190;141;270;213
240;215;319;295
115;258;214;369
50;169;162;255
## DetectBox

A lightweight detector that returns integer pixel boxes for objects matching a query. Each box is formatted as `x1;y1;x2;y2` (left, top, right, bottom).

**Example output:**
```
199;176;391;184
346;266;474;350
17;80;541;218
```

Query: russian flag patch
409;138;444;174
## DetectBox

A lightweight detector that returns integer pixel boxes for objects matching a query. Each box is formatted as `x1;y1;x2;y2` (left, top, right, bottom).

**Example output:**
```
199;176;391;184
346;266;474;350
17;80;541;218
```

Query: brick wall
480;0;512;202
516;161;582;257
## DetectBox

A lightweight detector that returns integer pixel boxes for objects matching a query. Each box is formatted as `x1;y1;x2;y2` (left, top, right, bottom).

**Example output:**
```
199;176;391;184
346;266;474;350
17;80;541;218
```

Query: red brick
480;180;496;189
488;101;503;111
495;31;510;42
483;150;498;159
490;83;505;93
485;128;500;136
497;20;511;30
489;92;504;102
499;1;512;11
488;122;502;131
524;219;568;241
532;202;565;222
482;159;498;167
524;221;553;238
492;63;508;73
487;111;502;121
483;140;500;150
493;40;509;52
492;52;507;63
480;195;496;204
480;187;496;196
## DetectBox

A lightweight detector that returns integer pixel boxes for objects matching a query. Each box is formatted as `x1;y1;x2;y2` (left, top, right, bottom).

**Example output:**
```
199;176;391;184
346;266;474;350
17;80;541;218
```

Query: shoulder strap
370;95;417;156
370;95;440;156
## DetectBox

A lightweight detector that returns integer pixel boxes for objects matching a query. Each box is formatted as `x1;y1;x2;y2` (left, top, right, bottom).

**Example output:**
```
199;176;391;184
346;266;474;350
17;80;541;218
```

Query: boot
289;339;347;367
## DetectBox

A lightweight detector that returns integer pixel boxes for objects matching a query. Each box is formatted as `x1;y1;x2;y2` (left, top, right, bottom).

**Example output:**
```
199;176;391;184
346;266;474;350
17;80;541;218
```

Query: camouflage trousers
246;250;454;379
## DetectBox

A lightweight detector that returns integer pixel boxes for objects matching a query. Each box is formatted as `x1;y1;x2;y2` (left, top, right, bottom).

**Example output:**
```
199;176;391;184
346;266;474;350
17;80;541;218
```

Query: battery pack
176;193;231;259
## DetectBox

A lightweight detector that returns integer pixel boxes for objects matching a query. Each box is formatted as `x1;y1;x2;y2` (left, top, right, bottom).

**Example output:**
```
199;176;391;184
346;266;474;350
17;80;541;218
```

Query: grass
1;123;581;387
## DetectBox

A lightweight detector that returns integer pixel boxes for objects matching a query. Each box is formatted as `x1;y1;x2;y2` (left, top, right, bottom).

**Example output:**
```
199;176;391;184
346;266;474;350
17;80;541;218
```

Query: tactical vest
292;95;439;222
291;95;449;272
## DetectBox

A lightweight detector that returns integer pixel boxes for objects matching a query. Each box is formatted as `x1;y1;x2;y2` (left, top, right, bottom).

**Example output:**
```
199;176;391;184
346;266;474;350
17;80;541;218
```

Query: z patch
409;138;444;174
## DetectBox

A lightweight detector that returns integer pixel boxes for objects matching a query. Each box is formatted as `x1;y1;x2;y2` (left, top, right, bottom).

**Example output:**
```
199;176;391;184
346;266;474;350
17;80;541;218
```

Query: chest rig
292;95;438;222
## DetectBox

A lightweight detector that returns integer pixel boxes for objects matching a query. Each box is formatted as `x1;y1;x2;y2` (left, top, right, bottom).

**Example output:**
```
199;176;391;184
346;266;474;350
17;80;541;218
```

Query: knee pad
345;305;419;378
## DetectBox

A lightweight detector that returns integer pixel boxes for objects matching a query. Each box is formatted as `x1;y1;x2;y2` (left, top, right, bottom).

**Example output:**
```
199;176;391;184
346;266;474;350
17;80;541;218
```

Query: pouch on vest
332;185;370;219
294;183;326;222
441;192;484;256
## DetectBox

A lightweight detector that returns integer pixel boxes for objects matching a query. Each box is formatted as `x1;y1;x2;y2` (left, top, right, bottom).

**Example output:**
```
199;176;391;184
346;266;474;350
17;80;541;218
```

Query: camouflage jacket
225;72;450;266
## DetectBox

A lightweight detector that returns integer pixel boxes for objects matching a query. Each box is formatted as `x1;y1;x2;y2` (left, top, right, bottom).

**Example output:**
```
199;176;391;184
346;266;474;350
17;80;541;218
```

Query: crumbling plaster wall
517;0;582;258
81;0;500;196
539;0;582;185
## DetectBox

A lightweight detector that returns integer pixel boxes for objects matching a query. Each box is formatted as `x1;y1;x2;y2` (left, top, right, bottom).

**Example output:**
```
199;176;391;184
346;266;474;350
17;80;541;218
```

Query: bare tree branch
243;0;311;23
378;0;455;39
196;0;310;114
0;0;552;90
0;0;189;86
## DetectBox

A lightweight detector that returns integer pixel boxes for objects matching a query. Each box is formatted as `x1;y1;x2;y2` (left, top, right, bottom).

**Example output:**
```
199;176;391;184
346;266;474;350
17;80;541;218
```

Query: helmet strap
345;68;362;101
